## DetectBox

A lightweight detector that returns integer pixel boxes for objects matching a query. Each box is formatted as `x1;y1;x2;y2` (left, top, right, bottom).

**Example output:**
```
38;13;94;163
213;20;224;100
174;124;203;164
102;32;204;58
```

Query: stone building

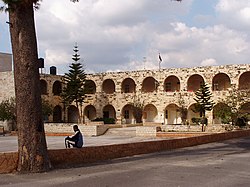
0;52;12;72
40;64;250;125
1;61;250;126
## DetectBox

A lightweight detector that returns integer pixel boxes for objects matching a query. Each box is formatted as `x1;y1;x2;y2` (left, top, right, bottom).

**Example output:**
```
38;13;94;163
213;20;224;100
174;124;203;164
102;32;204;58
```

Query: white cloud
201;58;217;66
1;0;247;74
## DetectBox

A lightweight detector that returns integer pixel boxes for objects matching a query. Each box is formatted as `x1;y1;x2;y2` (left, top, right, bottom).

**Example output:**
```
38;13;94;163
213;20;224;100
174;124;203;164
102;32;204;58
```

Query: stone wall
0;71;15;102
44;123;108;136
0;64;250;126
1;129;250;174
0;53;12;72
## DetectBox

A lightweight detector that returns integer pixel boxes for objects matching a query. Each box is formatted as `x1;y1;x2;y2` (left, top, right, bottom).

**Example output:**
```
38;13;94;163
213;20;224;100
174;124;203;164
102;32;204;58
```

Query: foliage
41;99;53;117
61;44;86;122
0;97;53;122
193;83;214;118
0;97;16;121
92;117;115;124
191;117;201;125
214;85;250;125
213;103;232;124
177;93;188;125
130;95;144;123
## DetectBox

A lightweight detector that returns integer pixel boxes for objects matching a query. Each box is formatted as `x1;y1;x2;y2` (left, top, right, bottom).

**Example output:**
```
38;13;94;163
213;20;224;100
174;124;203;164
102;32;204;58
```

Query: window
124;110;129;119
213;82;219;91
165;110;168;119
125;84;130;93
165;82;171;92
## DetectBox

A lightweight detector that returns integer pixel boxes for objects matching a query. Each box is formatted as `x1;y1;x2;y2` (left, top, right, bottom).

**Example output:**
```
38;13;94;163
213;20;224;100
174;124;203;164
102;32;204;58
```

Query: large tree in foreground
1;0;78;173
61;44;86;123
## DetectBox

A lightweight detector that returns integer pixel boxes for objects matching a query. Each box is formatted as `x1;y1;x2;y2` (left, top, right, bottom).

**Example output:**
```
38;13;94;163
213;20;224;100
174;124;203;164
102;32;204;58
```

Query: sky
0;0;250;74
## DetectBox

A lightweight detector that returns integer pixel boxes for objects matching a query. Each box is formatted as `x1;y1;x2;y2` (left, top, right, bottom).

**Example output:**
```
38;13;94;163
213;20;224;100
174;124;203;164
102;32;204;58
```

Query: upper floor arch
85;80;96;94
102;79;115;94
52;80;62;96
142;77;158;93
187;74;204;92
40;79;47;95
239;71;250;90
212;73;231;91
164;75;180;92
121;78;136;93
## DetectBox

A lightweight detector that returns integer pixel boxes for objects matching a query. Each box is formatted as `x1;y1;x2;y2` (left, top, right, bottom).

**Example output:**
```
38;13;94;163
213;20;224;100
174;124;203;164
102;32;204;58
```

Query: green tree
62;44;86;123
214;85;249;126
1;0;78;173
177;93;188;125
41;99;53;121
130;95;144;123
193;83;214;131
0;97;16;122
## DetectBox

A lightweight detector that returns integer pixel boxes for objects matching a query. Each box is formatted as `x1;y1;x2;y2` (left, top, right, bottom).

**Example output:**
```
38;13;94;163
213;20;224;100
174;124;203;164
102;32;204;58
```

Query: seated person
65;125;84;148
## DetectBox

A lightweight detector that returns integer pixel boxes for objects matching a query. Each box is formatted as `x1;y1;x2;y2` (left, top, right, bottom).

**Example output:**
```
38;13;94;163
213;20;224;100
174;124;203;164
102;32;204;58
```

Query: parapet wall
44;123;108;136
1;130;250;174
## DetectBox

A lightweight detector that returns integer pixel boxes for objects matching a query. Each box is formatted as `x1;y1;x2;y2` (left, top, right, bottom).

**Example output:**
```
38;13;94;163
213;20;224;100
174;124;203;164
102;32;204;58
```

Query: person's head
73;125;79;132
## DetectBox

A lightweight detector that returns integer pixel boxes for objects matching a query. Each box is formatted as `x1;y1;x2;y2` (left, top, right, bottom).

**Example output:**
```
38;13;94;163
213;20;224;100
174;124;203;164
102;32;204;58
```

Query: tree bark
9;2;51;173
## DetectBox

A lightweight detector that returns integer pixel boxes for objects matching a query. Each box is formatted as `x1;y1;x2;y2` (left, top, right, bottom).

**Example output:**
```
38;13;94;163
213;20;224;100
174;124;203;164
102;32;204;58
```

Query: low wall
0;121;13;132
1;129;250;174
136;126;161;137
44;123;108;136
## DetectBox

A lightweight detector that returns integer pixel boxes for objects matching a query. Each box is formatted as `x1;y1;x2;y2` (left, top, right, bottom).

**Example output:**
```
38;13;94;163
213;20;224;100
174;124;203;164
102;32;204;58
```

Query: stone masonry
0;63;250;126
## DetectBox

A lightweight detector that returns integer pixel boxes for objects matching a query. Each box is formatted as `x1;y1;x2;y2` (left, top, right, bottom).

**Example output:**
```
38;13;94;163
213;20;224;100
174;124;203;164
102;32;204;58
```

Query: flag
159;53;162;62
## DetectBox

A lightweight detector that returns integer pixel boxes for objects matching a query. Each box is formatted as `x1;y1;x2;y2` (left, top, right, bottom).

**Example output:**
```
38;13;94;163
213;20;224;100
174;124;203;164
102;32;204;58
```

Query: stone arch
164;75;180;92
187;74;204;92
103;104;116;119
212;103;230;124
187;103;200;124
68;105;79;123
121;104;135;124
84;105;97;121
53;105;62;123
143;104;158;122
142;77;158;93
85;80;96;94
240;102;250;116
53;80;62;96
40;79;47;95
121;78;136;93
102;79;115;94
212;73;231;91
239;71;250;90
165;104;181;124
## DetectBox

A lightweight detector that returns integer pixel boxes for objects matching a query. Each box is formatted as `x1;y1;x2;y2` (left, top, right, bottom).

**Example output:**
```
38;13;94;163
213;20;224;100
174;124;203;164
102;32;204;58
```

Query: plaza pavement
0;134;161;153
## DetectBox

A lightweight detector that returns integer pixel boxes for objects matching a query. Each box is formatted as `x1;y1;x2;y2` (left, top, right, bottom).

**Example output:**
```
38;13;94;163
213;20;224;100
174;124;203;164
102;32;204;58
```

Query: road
1;137;250;187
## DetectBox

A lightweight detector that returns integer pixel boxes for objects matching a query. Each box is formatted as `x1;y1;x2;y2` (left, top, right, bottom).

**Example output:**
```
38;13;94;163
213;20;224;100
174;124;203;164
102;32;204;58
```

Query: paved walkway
1;137;250;187
0;134;161;152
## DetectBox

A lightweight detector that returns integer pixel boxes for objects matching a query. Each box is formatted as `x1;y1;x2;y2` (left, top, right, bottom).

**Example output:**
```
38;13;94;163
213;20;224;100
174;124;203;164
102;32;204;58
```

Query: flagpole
158;53;162;71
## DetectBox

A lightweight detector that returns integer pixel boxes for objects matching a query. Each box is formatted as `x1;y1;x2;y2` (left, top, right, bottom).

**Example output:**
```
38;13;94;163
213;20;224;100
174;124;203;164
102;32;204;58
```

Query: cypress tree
62;44;86;123
193;82;214;131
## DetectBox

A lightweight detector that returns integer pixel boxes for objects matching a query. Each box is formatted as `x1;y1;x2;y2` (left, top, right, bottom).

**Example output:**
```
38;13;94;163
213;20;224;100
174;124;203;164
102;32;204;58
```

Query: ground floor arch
212;103;230;124
103;105;116;119
187;104;200;124
165;104;181;124
53;105;62;123
84;105;97;121
122;104;135;124
143;104;158;122
68;105;79;123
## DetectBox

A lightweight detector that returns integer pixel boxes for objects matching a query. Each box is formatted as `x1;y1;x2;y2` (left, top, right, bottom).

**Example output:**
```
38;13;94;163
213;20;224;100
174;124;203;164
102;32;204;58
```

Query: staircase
105;127;137;137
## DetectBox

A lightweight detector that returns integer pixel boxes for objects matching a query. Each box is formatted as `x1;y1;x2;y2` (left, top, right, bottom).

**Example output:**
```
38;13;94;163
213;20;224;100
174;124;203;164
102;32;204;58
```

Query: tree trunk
9;2;51;173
